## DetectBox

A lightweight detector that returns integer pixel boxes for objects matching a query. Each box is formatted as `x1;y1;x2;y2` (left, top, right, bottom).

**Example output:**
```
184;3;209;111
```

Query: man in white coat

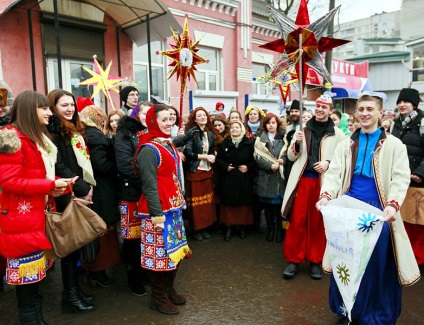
316;93;420;325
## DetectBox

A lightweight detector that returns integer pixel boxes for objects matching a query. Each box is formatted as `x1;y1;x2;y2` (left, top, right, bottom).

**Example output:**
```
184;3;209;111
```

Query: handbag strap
45;182;74;211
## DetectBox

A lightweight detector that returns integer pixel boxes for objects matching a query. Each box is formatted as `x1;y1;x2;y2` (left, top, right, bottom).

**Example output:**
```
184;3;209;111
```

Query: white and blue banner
320;195;385;322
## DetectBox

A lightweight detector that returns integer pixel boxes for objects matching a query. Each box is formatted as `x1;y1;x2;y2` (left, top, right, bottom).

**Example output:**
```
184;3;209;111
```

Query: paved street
1;229;423;324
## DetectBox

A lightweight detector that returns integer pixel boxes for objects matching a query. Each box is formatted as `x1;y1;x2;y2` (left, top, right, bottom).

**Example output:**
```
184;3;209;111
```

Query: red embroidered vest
138;141;185;215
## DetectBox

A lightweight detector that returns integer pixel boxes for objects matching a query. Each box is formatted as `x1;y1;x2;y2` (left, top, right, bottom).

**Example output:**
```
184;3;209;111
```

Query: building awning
332;78;372;99
0;0;182;45
125;10;182;47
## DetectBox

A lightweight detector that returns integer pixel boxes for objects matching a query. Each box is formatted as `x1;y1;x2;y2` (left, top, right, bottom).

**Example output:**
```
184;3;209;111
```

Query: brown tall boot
148;271;179;315
165;270;186;305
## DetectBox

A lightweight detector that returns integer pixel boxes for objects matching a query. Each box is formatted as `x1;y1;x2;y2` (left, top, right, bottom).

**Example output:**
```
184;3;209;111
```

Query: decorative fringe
169;246;192;265
44;249;53;261
18;254;46;278
129;226;141;238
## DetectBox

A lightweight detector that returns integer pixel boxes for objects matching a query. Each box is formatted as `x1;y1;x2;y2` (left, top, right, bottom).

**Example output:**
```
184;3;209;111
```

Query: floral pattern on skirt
140;218;176;271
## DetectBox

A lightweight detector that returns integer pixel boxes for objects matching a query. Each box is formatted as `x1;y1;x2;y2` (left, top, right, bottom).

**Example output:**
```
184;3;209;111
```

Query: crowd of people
0;80;423;325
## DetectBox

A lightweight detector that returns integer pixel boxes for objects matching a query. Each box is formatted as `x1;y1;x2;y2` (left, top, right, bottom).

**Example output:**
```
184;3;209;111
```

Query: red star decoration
259;0;350;90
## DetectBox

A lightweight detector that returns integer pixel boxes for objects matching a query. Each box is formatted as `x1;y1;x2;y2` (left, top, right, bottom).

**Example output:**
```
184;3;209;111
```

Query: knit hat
316;91;334;105
0;80;13;106
119;86;138;104
396;88;421;108
245;105;266;117
77;97;95;113
287;100;300;112
216;102;225;111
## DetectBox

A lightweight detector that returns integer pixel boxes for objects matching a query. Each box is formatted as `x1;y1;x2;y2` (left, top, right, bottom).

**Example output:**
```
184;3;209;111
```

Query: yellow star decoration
159;17;207;94
79;59;122;99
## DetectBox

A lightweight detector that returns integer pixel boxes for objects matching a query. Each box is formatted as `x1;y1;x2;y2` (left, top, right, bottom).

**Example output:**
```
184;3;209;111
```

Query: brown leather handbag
45;189;106;258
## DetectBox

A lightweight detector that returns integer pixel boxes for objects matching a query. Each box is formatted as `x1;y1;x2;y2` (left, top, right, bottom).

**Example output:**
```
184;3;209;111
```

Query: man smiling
316;93;419;325
282;92;345;280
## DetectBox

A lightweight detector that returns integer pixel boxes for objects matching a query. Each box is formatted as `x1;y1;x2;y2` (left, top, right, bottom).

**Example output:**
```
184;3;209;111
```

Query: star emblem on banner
259;0;350;90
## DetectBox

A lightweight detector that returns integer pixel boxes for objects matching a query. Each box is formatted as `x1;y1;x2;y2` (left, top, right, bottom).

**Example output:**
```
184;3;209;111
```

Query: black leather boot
61;254;95;314
265;207;275;242
34;295;48;325
275;225;284;243
18;306;39;325
127;267;147;296
61;287;95;314
224;226;232;241
16;281;41;325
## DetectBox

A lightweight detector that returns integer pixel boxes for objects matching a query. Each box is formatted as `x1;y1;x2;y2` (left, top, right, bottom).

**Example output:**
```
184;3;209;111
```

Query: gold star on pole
79;58;122;99
159;17;207;95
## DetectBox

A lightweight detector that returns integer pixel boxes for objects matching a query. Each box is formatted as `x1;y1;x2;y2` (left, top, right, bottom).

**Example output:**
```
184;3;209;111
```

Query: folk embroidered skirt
6;250;54;285
185;170;216;231
140;209;190;271
120;200;141;239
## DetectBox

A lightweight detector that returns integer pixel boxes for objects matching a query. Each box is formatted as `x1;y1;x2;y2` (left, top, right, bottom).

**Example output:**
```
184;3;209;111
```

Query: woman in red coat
0;90;70;324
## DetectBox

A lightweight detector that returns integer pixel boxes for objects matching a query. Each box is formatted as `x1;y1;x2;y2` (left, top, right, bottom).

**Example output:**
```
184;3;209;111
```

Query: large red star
259;0;350;90
159;17;207;95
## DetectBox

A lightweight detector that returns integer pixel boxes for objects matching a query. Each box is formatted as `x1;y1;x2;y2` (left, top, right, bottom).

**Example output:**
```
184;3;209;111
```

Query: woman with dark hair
0;90;71;324
184;107;217;240
115;105;148;296
254;113;286;242
216;121;255;241
168;106;180;138
79;105;120;288
47;89;96;314
213;115;230;148
136;104;190;315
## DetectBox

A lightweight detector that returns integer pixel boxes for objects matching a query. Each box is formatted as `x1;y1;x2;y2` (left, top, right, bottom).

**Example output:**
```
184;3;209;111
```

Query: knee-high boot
61;253;95;314
264;205;275;242
16;282;40;325
148;271;179;315
34;295;48;325
275;205;284;243
164;269;186;305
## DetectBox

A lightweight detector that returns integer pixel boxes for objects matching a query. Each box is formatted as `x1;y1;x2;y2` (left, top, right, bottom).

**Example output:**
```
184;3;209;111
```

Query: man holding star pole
316;93;420;325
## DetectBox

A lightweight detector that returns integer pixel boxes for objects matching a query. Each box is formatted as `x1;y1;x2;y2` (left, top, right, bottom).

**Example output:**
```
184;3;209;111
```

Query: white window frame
46;57;103;107
196;46;221;91
133;41;166;101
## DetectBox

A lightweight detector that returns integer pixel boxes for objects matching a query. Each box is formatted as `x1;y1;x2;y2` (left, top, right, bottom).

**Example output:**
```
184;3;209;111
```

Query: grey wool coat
254;131;286;199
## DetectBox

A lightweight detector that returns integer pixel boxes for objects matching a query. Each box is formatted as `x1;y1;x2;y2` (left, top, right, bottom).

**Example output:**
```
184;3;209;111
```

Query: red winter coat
0;126;55;258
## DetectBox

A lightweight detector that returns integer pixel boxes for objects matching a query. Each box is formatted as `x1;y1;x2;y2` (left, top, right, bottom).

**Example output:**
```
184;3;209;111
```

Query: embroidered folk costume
136;105;190;315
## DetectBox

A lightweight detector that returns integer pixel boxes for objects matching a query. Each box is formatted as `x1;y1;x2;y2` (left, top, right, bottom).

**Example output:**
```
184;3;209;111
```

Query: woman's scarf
70;132;96;186
230;121;246;148
79;105;106;131
247;120;260;135
37;133;57;181
138;105;171;149
254;136;285;179
401;110;419;128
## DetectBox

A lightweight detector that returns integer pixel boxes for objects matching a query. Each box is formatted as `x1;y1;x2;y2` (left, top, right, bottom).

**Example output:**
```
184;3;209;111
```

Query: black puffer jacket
183;128;216;173
391;109;424;188
114;116;145;201
85;126;120;225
